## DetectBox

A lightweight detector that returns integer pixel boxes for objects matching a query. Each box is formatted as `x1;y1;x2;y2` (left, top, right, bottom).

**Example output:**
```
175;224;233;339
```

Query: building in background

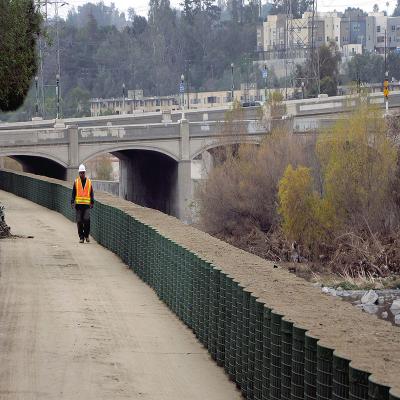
89;85;288;116
257;11;400;60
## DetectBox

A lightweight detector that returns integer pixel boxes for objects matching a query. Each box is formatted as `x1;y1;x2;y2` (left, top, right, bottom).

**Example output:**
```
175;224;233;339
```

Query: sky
58;0;395;19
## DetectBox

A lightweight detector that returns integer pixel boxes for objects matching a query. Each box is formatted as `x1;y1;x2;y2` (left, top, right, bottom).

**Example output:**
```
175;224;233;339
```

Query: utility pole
133;67;136;111
34;76;39;117
180;74;185;120
55;0;62;118
185;59;191;110
244;55;250;102
384;29;389;113
35;0;68;119
262;64;268;102
122;83;126;114
231;62;235;102
56;74;60;119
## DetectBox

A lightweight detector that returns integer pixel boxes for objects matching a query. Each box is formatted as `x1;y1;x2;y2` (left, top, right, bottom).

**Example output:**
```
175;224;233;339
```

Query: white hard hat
78;164;86;172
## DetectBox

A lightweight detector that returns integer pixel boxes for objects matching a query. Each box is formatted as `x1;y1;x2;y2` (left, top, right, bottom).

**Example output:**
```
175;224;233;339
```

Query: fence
0;169;398;400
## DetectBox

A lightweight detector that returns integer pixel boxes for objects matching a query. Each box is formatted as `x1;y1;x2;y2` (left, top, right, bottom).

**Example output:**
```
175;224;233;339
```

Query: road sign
384;79;389;98
179;83;185;93
384;87;389;98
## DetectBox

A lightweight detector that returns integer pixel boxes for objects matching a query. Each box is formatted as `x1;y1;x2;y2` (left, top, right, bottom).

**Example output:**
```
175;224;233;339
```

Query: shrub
196;128;317;235
278;164;335;256
316;105;397;232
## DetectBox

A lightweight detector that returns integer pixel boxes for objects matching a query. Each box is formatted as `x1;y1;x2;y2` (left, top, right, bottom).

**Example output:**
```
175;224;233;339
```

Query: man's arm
71;181;76;205
90;185;94;206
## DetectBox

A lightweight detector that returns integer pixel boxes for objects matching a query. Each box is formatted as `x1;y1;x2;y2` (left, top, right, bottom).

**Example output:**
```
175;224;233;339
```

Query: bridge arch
83;147;180;217
0;150;68;168
80;143;180;165
190;137;262;160
0;151;68;180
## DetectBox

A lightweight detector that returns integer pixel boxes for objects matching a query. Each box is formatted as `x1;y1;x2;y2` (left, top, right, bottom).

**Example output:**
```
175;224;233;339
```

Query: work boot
79;238;84;243
85;237;90;243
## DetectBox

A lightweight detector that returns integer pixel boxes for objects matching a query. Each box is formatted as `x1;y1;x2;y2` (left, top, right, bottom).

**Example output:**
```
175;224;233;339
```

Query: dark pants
76;207;90;239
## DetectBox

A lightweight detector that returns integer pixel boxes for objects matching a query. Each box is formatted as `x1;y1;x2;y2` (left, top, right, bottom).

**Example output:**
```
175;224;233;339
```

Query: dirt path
0;190;241;400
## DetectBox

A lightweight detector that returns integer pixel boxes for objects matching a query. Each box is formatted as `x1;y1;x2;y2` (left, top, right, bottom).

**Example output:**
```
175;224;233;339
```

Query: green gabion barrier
1;169;399;400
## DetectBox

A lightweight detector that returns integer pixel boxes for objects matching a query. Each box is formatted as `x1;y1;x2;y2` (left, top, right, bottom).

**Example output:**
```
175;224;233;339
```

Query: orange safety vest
75;177;92;205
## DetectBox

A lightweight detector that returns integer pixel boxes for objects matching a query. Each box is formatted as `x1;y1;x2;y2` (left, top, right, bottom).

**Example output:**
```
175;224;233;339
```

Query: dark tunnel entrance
7;156;67;180
114;149;178;215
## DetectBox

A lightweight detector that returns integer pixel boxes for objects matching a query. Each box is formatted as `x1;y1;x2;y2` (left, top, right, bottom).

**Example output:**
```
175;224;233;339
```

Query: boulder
361;290;378;305
390;299;400;315
362;304;379;314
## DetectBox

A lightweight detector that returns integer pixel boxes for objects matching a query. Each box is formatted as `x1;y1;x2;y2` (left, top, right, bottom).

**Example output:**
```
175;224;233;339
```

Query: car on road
240;101;263;107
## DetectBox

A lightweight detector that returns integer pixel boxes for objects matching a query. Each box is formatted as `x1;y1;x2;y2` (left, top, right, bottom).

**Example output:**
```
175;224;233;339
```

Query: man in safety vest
70;164;94;243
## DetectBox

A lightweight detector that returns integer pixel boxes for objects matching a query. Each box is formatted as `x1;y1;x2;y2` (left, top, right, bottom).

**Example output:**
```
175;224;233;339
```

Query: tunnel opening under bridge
0;155;67;180
99;149;179;216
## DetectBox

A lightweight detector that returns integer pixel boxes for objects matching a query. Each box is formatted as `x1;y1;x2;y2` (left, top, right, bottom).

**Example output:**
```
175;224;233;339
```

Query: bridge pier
175;119;193;223
66;167;79;182
67;124;79;182
176;160;192;223
118;155;131;201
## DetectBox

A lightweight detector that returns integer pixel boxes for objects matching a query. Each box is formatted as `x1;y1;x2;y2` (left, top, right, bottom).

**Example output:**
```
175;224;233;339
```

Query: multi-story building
365;13;377;52
387;16;400;50
257;10;400;60
262;14;287;54
89;86;284;117
340;9;367;47
323;11;342;47
90;95;179;116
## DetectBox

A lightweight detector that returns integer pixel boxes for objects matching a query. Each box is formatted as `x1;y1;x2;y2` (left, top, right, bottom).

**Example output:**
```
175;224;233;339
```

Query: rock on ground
361;290;378;305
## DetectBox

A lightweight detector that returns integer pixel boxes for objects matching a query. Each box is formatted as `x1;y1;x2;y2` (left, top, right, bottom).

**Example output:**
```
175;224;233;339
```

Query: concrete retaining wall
91;180;119;197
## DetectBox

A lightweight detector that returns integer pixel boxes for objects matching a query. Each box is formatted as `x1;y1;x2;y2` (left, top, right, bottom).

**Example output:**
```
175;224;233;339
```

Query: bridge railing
0;169;399;400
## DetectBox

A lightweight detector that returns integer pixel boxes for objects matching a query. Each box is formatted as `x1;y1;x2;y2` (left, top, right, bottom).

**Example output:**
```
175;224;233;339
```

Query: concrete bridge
0;110;267;221
0;91;399;221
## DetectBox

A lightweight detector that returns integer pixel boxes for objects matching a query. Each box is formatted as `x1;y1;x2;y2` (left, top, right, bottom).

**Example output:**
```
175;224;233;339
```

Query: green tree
64;86;91;117
3;0;258;120
270;0;313;18
296;42;341;97
0;0;42;111
344;53;384;84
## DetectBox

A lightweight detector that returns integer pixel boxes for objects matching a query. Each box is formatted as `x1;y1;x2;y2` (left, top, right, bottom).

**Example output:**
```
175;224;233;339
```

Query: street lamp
262;64;268;103
231;63;234;102
34;76;39;117
122;83;126;114
55;73;60;119
301;81;305;99
180;74;185;119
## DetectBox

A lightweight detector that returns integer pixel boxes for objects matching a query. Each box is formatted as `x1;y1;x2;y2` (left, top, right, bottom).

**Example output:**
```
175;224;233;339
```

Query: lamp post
231;63;234;102
262;64;268;103
122;83;126;114
180;74;185;119
34;76;39;117
55;73;60;119
383;29;389;113
301;81;305;99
